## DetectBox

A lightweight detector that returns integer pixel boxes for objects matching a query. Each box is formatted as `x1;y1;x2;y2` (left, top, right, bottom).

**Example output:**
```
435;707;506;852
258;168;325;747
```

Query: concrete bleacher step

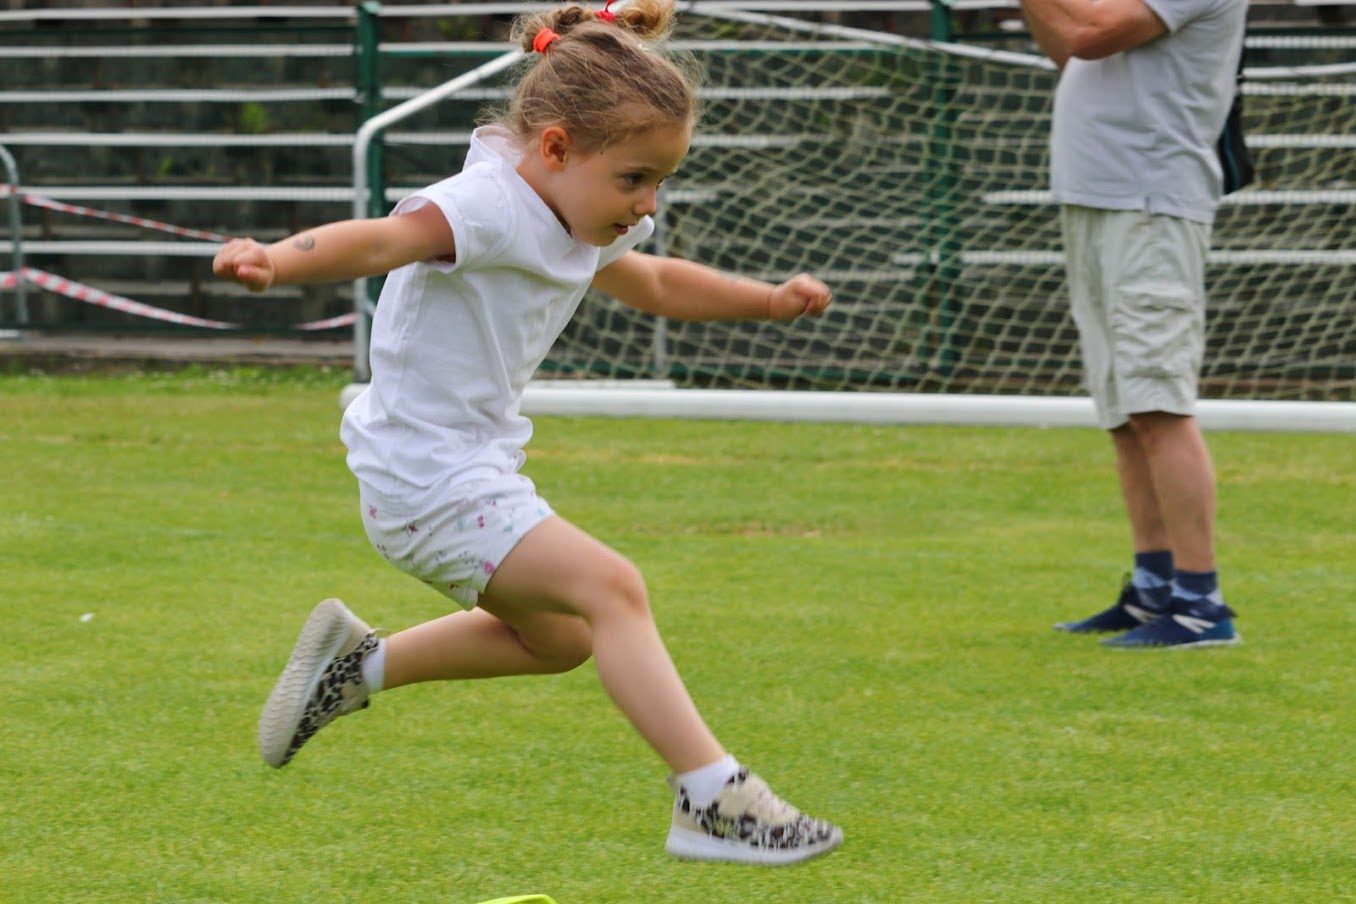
4;2;1354;343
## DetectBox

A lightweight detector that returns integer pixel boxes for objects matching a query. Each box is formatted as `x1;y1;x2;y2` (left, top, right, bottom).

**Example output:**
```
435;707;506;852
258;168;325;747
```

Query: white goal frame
343;2;1356;433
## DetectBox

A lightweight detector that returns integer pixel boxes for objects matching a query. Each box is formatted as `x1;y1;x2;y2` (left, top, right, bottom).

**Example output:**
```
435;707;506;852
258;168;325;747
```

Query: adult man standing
1020;0;1248;647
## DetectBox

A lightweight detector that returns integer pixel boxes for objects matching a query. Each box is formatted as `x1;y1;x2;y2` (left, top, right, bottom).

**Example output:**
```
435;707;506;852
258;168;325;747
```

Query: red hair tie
597;0;617;23
532;28;560;53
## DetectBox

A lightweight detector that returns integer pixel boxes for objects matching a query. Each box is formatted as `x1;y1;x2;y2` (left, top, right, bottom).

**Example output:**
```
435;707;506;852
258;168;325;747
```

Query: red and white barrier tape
0;187;355;329
292;311;359;331
1;185;233;243
0;267;357;331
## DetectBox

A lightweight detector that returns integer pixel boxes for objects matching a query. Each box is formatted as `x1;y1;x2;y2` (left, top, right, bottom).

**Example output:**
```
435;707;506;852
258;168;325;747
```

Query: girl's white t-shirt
340;126;655;498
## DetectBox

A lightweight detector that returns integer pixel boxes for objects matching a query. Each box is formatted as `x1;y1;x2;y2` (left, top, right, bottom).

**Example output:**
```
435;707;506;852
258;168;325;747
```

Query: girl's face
532;121;692;247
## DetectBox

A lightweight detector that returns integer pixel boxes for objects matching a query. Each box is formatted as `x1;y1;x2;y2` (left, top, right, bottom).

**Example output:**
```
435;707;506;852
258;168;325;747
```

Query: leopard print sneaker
665;768;843;865
258;598;379;768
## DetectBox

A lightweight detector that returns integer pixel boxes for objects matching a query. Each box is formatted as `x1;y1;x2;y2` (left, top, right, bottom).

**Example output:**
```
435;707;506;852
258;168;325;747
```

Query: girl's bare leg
383;607;591;686
478;515;727;775
262;516;840;863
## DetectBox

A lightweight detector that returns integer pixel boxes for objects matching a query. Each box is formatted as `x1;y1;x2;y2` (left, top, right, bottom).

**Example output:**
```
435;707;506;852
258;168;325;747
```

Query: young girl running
213;0;841;865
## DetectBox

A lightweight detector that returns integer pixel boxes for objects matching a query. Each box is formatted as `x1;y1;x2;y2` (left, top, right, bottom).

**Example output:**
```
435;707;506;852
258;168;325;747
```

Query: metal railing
349;46;526;381
0;143;28;328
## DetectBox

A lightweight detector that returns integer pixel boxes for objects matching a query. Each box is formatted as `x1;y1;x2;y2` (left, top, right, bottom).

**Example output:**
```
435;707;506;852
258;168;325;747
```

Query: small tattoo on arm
291;235;316;252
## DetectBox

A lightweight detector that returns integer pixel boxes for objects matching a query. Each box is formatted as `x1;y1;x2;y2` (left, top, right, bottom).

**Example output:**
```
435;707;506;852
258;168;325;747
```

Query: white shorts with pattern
1061;205;1211;430
358;473;554;610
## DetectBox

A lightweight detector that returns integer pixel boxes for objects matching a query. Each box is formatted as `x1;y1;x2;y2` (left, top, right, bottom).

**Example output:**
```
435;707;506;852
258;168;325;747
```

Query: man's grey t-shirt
1050;0;1248;224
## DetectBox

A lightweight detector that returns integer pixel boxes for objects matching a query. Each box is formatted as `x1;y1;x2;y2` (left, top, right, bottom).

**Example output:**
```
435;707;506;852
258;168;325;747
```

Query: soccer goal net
531;11;1355;404
369;7;1355;424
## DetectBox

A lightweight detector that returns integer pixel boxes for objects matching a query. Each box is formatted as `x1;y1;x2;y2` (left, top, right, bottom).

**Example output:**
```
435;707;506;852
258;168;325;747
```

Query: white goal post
346;3;1356;432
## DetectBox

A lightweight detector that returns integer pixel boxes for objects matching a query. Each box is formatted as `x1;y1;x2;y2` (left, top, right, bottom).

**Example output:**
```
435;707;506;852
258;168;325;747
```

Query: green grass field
2;369;1352;904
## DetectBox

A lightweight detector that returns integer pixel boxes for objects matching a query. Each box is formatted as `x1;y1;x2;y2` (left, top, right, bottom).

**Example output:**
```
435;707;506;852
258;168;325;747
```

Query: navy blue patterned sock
1132;550;1173;610
1172;569;1224;613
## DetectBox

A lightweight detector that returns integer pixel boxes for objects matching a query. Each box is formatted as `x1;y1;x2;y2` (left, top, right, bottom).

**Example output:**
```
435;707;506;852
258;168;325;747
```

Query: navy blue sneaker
1054;577;1162;634
1101;597;1240;649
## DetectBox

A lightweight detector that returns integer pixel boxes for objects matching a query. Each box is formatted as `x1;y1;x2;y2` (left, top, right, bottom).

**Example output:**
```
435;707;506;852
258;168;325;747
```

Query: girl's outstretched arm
593;251;831;322
212;204;455;292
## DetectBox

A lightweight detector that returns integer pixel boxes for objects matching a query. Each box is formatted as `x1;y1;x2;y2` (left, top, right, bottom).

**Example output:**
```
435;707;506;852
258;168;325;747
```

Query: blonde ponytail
498;0;697;151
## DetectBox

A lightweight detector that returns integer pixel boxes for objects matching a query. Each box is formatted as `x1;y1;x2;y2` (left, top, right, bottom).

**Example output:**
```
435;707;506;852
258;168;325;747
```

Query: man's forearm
1020;0;1077;67
1021;0;1168;64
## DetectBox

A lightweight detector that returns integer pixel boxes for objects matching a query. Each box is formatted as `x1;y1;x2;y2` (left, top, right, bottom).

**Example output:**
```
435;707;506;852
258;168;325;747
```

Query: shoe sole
1104;634;1242;650
257;598;361;768
1053;623;1135;634
664;825;843;865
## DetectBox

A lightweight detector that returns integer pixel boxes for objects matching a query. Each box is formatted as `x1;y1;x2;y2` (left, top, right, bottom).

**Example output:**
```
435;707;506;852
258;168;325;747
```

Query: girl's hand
212;238;275;293
768;273;832;321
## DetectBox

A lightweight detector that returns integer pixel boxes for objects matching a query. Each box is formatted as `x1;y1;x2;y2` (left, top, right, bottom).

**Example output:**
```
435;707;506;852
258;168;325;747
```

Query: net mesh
512;15;1354;401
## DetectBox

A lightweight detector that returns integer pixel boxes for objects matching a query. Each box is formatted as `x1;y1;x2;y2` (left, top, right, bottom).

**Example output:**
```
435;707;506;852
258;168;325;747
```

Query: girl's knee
589;553;652;622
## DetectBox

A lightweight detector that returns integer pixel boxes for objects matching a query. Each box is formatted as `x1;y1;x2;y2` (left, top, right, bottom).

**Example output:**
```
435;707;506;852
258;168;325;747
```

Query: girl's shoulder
419;160;515;211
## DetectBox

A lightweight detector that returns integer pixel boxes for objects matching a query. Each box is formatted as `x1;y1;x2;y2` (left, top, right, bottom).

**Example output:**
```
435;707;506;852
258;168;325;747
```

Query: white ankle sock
677;754;740;808
360;638;386;694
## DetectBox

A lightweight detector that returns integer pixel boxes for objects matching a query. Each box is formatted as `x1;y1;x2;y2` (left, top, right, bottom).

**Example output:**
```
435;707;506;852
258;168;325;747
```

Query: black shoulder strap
1217;34;1255;195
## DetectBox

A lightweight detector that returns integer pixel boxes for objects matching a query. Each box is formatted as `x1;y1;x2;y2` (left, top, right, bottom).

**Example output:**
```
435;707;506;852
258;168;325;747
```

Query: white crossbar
940;250;1356;266
982;189;1356;205
513;386;1356;434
